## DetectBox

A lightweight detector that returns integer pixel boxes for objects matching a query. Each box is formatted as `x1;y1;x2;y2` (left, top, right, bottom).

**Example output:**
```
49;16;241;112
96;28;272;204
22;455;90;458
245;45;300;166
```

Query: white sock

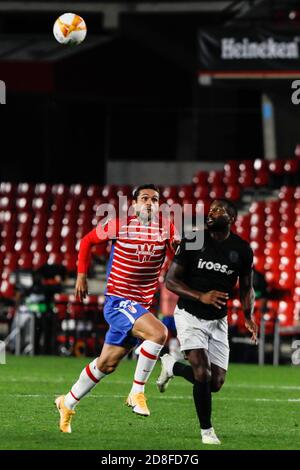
130;340;163;394
64;358;106;410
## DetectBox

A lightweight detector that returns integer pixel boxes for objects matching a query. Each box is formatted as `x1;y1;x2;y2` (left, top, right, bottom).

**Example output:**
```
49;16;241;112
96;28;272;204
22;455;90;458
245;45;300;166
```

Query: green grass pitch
0;355;299;450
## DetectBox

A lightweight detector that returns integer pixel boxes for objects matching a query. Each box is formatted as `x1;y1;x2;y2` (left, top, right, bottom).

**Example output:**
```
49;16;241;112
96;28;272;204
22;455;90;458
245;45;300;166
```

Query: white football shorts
174;305;230;371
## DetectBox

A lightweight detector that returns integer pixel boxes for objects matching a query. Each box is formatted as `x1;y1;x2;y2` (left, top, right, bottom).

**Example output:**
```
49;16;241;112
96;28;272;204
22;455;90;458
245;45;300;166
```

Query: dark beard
206;217;229;232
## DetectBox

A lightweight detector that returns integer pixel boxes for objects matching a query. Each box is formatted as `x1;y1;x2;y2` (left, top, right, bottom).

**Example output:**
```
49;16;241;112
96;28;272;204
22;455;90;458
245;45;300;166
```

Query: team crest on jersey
136;243;155;262
128;304;137;313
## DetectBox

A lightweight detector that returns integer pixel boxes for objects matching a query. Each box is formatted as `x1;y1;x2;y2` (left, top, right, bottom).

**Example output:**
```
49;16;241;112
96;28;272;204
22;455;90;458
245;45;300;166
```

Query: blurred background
0;0;300;365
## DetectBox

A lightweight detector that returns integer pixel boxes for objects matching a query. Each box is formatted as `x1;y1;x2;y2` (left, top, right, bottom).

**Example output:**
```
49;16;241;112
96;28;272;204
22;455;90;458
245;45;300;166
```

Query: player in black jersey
156;199;257;445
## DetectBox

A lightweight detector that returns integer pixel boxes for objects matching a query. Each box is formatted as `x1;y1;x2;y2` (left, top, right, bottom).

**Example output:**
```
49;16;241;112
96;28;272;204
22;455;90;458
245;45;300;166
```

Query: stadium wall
107;161;223;185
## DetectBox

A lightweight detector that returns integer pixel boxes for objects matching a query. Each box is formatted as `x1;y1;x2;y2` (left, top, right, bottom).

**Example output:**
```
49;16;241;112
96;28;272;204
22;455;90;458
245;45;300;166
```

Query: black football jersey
172;229;253;320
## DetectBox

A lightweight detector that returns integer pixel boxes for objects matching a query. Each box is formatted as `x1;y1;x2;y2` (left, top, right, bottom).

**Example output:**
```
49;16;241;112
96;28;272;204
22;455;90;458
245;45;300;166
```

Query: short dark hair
214;198;238;220
132;184;160;201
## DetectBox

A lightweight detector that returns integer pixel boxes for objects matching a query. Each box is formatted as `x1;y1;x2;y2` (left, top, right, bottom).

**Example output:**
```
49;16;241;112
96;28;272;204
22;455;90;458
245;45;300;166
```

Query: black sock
193;380;212;430
173;362;195;384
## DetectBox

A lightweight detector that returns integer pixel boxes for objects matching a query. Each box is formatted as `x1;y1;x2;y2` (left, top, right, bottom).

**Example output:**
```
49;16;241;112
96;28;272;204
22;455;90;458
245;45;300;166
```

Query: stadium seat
192;171;208;186
32;252;49;269
209;185;225;199
208;171;224;186
225;185;241;201
86;185;102;199
69;184;86;199
14;239;30;252
16;197;32;212
30;239;46;253
17;183;34;197
0;197;15;211
279;186;295;201
0;182;17;198
53;293;69;320
34;183;51;198
102;185;117;200
3;253;18;270
279;270;295;290
63;254;78;273
277;300;295;328
178;185;194;200
48;253;64;265
18;253;33;270
193;185;209;199
116;185;132;197
162;186;178;200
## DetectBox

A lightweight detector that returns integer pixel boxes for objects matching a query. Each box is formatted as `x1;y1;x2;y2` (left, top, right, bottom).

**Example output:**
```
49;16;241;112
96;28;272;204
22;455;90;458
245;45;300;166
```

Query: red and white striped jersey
78;216;177;308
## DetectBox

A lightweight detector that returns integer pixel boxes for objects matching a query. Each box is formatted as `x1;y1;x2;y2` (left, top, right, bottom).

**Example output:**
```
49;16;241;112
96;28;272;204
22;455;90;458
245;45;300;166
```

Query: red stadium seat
30;239;46;253
78;198;94;214
3;253;18;270
279;186;295;201
60;239;77;254
225;185;241;201
46;220;61;236
255;168;269;187
53;293;69;320
0;281;15;298
48;252;64;265
86;185;102;199
265;214;280;229
0;197;15;211
69;184;86;199
192;171;208;186
249;201;265;216
265;241;280;258
278;300;295;328
284;159;299;175
32;197;49;212
34;183;51;198
45;240;61;253
208;171;224;186
65;198;80;214
209;185;225;199
265;199;280;215
193;185;209;200
116;185;132;197
178;185;194;200
0;182;17;198
16;197;32;212
32;252;49;269
162;186;178;199
269;160;284;176
279;270;295;290
14;239;31;252
63;254;78;273
279;241;295;257
18;253;33;270
102;185;117;200
17;183;34;197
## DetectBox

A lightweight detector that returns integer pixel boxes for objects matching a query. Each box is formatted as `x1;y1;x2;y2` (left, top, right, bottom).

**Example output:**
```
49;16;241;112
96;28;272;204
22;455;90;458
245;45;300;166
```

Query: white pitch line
1;378;300;391
1;394;300;403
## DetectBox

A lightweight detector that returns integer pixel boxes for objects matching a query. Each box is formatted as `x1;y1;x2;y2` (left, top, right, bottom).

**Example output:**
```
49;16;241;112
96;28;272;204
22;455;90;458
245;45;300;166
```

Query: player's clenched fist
75;273;89;301
198;290;229;309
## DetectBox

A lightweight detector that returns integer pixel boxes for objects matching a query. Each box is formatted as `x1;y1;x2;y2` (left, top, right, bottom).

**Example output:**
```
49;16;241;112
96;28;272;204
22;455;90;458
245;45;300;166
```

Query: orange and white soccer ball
53;13;87;45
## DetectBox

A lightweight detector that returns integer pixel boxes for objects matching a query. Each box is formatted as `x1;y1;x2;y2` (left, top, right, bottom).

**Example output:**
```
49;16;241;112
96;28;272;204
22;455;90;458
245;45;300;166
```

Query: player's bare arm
239;271;257;344
166;262;229;310
75;273;88;301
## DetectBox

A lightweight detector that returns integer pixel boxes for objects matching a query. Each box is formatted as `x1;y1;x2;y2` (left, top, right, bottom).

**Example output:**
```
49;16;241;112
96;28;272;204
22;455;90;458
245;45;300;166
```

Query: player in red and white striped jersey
55;184;179;432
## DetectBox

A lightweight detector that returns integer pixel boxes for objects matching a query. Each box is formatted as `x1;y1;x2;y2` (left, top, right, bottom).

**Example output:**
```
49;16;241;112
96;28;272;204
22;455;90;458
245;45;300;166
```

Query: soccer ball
53;13;87;45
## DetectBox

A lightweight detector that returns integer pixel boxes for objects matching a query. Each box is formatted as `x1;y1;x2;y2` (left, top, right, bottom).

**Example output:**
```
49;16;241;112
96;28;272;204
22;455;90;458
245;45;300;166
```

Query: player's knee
97;359;117;375
147;324;168;345
193;366;211;383
211;376;225;393
155;325;168;345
